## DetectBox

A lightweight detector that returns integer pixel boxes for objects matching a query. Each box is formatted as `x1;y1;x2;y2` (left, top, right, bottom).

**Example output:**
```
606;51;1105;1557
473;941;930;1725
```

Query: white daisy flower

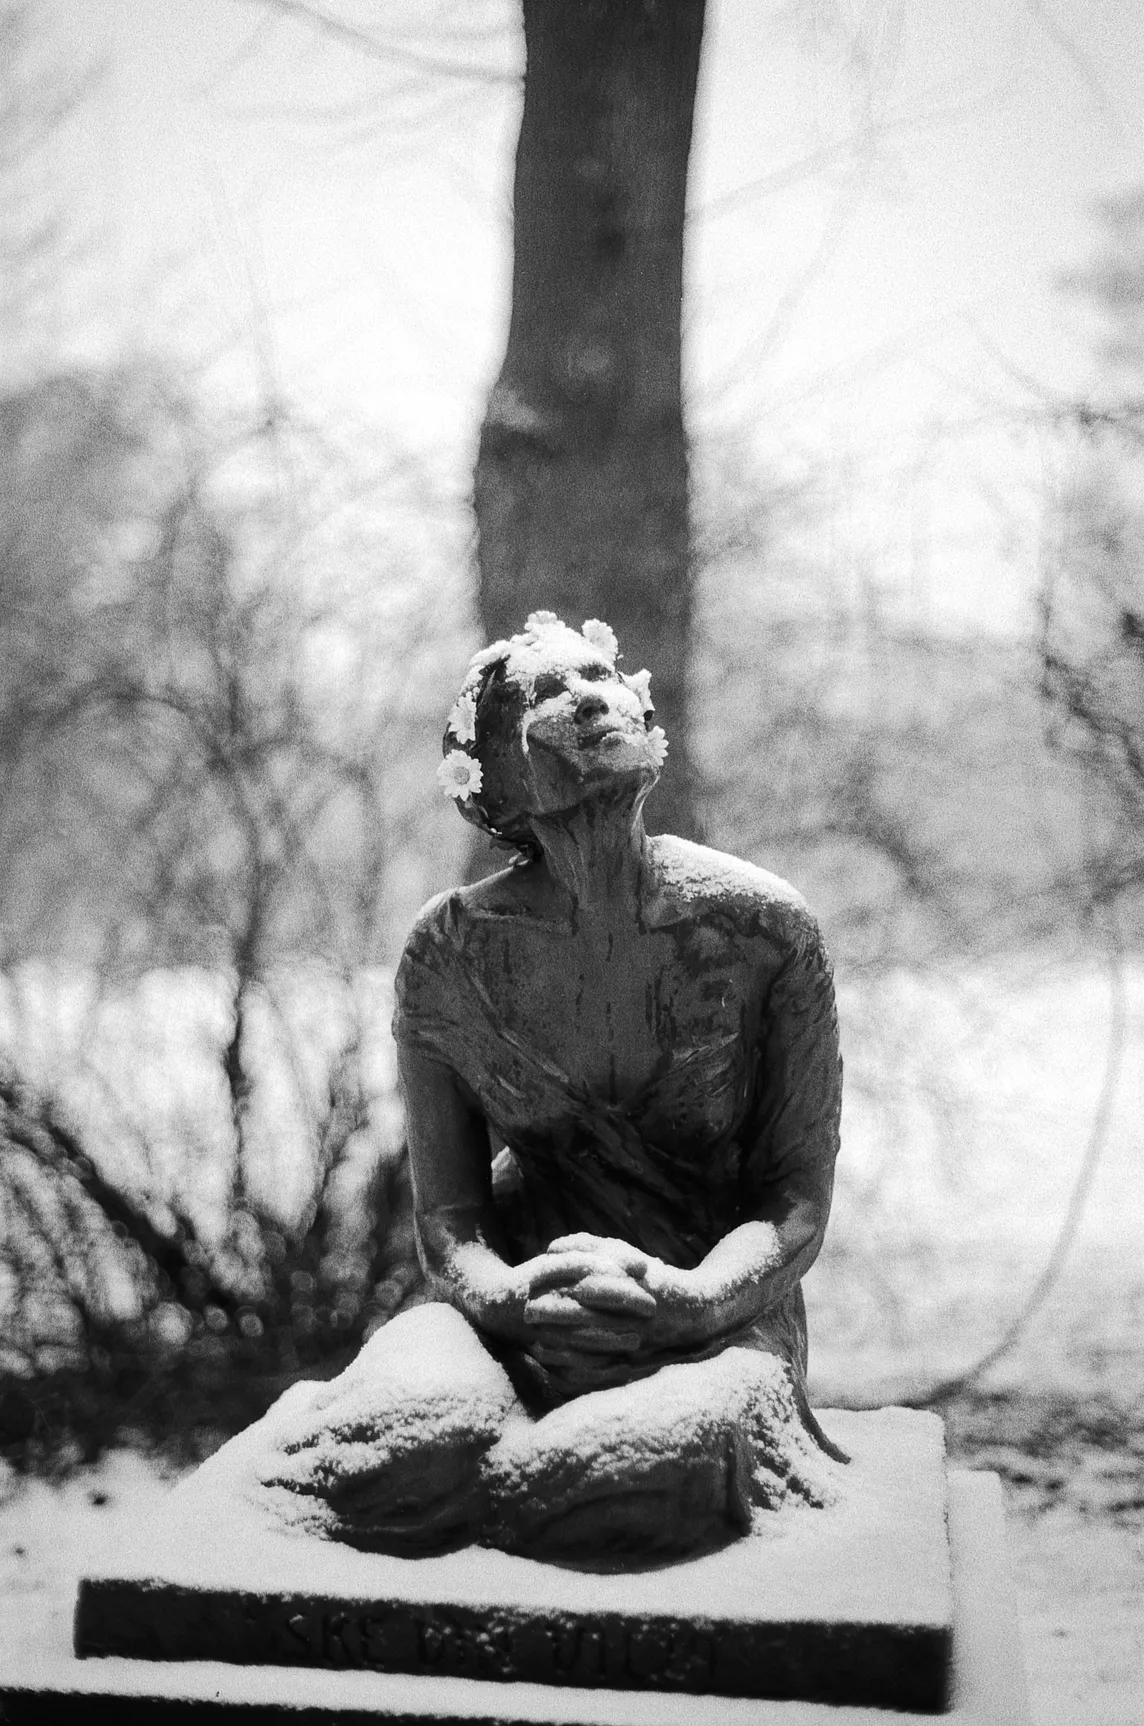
447;690;478;745
581;618;618;658
647;726;669;768
625;667;654;716
437;750;484;801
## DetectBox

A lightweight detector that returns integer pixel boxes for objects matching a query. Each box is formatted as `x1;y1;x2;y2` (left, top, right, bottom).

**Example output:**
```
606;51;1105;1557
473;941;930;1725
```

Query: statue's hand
518;1233;656;1359
514;1235;721;1391
536;1236;718;1355
538;1233;651;1279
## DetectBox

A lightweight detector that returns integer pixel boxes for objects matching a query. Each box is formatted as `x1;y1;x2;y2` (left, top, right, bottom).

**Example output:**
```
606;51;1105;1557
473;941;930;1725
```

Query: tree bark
474;0;706;839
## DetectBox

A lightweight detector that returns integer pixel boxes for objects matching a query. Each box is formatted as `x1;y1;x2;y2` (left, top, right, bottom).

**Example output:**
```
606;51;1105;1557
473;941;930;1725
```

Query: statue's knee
480;1416;753;1562
343;1299;474;1370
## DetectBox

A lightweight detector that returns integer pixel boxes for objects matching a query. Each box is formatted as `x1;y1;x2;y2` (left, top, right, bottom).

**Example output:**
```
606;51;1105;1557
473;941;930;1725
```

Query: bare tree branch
236;0;517;87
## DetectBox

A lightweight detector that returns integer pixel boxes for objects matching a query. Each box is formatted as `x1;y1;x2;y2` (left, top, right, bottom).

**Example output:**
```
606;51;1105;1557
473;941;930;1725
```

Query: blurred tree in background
1041;188;1144;917
2;367;402;978
474;0;705;839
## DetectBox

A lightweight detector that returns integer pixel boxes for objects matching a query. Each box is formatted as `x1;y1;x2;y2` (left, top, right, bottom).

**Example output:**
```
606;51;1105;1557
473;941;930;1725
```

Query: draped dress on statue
391;839;844;1427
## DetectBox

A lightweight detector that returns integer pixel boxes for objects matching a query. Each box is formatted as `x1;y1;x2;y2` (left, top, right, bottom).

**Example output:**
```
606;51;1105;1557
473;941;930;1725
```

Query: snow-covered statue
266;613;846;1564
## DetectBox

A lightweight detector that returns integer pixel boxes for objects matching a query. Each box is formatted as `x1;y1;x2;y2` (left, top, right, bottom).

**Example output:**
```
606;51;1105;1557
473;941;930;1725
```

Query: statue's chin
526;764;657;831
523;731;658;804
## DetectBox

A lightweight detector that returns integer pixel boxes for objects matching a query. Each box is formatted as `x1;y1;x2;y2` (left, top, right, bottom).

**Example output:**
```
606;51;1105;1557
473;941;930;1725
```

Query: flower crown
436;613;666;822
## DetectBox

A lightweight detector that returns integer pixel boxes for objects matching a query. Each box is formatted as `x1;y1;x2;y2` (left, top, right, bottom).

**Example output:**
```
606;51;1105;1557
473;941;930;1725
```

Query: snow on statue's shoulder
646;834;818;944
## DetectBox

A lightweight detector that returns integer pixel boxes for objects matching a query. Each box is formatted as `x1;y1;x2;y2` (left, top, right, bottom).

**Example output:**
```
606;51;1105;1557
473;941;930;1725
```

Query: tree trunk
474;0;706;840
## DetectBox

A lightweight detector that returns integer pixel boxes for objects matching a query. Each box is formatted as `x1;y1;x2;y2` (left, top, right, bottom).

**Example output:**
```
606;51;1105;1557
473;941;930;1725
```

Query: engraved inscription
360;1610;418;1670
629;1623;672;1679
417;1615;486;1679
664;1625;716;1687
556;1623;606;1684
285;1611;319;1658
271;1600;718;1692
323;1610;360;1666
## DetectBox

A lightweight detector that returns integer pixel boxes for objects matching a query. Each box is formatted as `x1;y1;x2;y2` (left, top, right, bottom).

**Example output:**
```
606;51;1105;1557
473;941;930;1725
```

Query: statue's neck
531;797;648;926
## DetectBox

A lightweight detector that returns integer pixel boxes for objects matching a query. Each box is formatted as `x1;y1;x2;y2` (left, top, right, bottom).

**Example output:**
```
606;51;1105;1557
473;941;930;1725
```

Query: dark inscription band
74;1579;950;1712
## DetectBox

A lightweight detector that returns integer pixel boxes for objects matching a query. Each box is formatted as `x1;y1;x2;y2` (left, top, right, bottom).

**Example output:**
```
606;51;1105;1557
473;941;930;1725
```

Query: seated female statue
267;613;846;1564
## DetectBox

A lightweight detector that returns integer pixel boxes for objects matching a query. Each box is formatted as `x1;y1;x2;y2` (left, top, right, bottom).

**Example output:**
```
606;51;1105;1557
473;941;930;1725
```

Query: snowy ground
1011;1508;1144;1726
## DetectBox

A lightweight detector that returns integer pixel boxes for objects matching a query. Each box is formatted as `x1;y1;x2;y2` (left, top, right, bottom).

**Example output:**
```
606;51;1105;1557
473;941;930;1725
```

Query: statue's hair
452;651;542;861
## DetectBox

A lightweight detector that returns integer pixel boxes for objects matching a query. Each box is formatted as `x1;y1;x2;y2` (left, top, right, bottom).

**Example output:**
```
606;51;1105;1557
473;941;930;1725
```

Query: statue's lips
576;723;628;749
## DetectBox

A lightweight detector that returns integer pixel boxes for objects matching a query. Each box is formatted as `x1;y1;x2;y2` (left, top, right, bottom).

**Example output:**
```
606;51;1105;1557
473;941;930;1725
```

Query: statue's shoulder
398;866;536;963
394;867;547;1041
647;835;821;950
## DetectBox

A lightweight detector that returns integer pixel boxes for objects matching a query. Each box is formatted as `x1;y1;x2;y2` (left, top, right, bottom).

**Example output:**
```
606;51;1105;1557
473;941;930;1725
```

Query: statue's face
489;629;659;822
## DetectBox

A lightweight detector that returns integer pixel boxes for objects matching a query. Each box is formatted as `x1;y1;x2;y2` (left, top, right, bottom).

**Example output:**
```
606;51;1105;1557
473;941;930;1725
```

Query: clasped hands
512;1231;714;1393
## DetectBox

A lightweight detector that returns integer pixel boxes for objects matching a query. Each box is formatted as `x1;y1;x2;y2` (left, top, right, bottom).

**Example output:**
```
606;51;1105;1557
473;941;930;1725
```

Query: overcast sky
38;0;1144;632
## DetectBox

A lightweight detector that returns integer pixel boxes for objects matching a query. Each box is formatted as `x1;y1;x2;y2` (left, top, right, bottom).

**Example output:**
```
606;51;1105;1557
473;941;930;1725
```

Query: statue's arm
398;1039;529;1343
683;1166;834;1342
710;908;841;1299
642;909;842;1352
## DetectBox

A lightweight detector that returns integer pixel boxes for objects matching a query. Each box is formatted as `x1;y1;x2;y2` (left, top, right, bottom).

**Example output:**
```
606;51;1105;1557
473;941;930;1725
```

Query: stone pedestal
70;1406;948;1712
0;1413;1032;1722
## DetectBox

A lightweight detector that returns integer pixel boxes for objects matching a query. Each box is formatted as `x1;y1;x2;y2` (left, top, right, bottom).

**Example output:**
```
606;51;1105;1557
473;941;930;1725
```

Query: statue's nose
575;689;609;722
